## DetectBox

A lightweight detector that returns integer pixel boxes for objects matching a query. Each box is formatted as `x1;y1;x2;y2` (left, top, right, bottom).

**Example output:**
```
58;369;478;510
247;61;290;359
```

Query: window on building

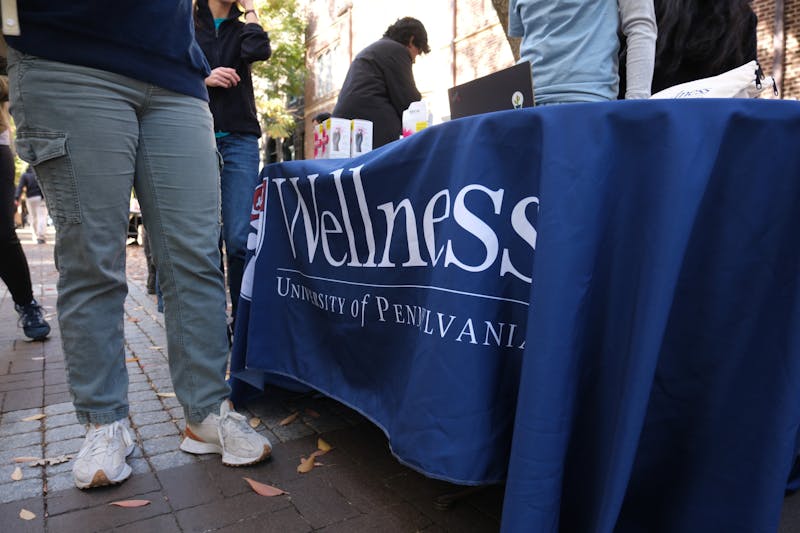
314;44;341;98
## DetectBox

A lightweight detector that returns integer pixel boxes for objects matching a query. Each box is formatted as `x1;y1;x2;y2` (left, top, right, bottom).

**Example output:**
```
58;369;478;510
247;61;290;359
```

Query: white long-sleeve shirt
619;0;657;99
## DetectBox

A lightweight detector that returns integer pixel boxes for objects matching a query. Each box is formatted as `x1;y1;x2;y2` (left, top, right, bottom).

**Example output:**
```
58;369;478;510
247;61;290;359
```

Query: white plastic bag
650;60;777;99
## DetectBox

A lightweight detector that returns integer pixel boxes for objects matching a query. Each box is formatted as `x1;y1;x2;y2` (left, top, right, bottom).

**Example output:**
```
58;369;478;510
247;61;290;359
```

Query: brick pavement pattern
3;227;799;532
0;227;504;532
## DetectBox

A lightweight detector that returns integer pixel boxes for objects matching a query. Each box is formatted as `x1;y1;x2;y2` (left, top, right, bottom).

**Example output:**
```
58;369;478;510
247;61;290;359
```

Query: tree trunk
261;133;270;164
276;137;284;163
490;0;520;61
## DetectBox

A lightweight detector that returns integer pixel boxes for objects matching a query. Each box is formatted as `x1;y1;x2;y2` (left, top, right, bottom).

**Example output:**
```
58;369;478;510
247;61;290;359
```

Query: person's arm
239;0;271;63
619;0;656;99
382;44;422;117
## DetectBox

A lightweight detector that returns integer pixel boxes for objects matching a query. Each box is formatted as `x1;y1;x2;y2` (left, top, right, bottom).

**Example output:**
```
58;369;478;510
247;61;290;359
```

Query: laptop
448;61;534;120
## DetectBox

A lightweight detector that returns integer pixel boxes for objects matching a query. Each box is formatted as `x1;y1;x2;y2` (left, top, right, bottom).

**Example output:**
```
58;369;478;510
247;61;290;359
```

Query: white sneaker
180;400;272;466
72;420;135;489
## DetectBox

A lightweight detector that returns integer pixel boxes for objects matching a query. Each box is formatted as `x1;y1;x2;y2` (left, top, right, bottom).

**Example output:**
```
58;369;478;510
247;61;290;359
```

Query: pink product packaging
350;119;373;156
313;122;327;159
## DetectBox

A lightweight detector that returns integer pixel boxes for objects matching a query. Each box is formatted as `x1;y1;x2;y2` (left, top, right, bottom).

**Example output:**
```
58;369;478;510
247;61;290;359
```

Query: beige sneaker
73;420;135;489
180;400;272;466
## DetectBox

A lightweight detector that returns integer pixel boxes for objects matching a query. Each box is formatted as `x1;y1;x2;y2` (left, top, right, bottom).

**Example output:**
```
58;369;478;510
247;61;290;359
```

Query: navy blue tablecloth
231;99;800;532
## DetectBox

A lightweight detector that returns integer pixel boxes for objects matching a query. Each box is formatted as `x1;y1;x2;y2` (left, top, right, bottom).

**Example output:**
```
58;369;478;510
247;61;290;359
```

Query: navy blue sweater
15;169;42;200
5;1;210;101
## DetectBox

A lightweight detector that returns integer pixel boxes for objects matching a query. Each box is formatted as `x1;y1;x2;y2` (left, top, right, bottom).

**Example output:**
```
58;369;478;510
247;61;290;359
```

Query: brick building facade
303;0;515;158
754;0;799;99
301;1;798;157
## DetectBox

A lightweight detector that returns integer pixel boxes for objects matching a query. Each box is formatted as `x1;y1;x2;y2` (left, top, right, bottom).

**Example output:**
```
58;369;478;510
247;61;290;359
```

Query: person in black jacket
333;17;430;148
15;165;48;244
650;0;757;93
620;0;758;96
194;0;271;324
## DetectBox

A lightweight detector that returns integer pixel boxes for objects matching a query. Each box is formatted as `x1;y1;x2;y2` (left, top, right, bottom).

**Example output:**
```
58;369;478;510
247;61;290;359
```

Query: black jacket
651;11;758;93
333;38;421;148
194;0;271;136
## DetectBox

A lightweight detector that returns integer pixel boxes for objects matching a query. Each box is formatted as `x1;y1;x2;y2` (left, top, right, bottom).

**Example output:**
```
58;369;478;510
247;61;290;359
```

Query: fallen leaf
317;438;333;453
297;455;316;473
13;456;41;463
125;358;139;363
21;413;45;422
156;392;176;398
279;412;299;426
19;509;35;520
11;467;23;481
28;454;73;467
248;417;261;429
304;408;320;418
109;499;150;508
243;477;288;496
127;318;139;323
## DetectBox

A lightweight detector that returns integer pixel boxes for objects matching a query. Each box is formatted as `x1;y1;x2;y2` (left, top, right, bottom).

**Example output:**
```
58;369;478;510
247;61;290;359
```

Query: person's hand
239;0;255;11
205;67;241;88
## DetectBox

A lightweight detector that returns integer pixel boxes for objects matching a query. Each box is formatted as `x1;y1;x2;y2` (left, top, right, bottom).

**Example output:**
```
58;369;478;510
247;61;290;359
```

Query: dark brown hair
384;17;430;54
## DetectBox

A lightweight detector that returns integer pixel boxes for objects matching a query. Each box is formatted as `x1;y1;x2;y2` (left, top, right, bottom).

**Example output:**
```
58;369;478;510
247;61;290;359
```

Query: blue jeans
8;49;231;425
216;134;260;319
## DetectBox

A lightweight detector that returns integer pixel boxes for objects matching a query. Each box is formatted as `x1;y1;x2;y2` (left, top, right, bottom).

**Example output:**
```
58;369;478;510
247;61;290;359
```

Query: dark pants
0;143;34;307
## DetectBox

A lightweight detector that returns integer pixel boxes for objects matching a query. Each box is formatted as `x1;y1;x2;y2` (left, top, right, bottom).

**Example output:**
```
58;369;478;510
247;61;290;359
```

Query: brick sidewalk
0;229;503;532
3;228;799;533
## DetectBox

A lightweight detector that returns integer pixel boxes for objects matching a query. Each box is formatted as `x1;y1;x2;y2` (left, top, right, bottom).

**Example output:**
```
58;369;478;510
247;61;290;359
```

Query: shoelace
77;423;127;460
220;408;253;438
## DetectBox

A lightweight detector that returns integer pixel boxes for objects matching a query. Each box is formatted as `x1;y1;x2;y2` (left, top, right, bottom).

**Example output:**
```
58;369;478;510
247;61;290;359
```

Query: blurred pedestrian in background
312;111;331;127
0;76;50;340
15;165;47;244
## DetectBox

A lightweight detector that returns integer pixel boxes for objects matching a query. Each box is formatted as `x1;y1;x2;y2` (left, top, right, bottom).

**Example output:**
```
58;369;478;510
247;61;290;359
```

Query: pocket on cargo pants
15;130;81;225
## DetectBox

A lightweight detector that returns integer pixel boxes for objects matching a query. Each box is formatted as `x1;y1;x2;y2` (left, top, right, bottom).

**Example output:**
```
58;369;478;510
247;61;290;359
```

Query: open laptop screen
448;61;534;120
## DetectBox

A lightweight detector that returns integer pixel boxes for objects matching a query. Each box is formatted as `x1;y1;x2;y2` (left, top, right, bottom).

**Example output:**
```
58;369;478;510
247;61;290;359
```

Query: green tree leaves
252;0;306;139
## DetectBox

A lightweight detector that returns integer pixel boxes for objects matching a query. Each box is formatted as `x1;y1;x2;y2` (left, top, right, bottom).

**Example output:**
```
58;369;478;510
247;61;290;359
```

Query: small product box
321;117;351;159
401;101;431;138
350;119;373;156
